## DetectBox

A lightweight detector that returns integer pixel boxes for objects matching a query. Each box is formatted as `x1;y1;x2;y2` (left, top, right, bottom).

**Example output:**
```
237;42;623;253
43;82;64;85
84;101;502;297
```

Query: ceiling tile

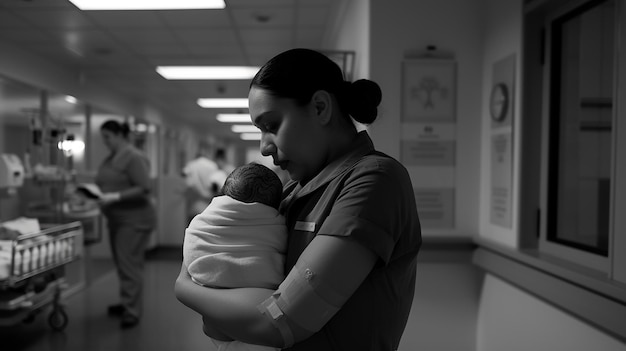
230;7;294;27
26;43;96;65
173;28;238;44
157;9;231;28
239;28;292;45
0;0;74;9
83;51;146;67
295;28;325;48
0;10;30;28
45;29;120;54
246;43;294;57
107;28;179;44
129;43;190;57
10;8;95;29
296;6;331;26
226;0;293;6
0;27;52;43
84;11;164;28
185;44;244;58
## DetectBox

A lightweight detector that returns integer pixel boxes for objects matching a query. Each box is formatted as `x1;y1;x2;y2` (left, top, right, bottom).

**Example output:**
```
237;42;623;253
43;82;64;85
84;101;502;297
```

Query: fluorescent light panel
198;99;248;108
240;133;262;141
69;0;225;10
231;125;260;133
216;114;251;123
157;66;259;80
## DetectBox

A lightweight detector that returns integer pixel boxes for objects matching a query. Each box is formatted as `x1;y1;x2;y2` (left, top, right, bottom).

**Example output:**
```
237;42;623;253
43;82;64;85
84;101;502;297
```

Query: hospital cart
0;222;83;331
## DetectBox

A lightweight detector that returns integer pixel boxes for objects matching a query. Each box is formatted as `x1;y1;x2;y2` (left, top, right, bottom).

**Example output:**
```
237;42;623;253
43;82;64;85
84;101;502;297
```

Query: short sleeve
316;157;414;264
124;152;152;190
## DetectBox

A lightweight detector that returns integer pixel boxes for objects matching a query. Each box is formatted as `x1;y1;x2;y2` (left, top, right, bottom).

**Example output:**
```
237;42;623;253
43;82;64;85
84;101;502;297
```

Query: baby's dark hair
221;163;283;210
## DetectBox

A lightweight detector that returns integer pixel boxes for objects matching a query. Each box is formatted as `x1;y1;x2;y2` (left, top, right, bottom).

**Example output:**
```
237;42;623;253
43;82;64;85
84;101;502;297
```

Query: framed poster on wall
401;59;457;230
402;59;456;123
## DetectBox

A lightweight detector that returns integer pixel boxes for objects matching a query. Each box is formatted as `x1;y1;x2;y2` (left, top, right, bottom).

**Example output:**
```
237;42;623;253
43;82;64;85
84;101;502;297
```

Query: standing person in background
214;148;236;175
175;48;421;350
182;147;219;224
204;148;235;199
96;120;156;329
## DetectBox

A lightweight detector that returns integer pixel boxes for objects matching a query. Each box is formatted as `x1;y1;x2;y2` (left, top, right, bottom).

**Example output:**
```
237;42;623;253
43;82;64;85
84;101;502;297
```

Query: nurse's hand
99;192;120;205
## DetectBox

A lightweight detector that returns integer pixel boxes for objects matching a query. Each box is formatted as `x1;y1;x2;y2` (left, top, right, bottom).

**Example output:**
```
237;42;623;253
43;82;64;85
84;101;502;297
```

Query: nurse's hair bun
343;79;382;125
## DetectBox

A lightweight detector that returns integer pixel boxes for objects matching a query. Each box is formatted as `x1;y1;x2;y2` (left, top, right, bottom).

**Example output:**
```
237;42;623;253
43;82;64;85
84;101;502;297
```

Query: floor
1;249;483;351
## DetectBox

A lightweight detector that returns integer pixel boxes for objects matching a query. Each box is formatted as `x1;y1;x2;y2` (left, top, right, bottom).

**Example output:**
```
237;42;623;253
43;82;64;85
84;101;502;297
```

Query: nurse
96;120;156;328
175;48;421;350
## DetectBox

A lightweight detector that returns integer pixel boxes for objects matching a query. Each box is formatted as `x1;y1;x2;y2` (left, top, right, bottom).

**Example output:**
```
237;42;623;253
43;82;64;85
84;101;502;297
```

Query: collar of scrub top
105;142;133;161
279;131;375;214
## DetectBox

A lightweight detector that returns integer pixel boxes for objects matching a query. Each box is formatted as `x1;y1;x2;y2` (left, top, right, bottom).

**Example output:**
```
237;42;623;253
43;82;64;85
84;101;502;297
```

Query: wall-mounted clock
490;83;509;122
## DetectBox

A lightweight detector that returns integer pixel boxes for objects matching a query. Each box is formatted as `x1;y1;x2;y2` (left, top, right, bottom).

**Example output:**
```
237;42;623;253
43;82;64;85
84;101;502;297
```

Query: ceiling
0;0;348;143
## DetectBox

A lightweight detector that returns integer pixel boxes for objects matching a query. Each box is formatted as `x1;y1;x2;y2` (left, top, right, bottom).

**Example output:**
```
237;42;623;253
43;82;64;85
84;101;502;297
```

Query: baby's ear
311;90;332;125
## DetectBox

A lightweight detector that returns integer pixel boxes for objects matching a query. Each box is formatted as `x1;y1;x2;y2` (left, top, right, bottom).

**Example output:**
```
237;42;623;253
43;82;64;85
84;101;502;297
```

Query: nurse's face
101;129;122;152
248;86;327;183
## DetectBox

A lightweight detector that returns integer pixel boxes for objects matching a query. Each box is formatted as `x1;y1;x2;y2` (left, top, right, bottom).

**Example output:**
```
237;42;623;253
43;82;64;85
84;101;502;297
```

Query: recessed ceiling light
68;0;225;10
216;114;252;123
198;99;248;109
240;133;262;141
157;66;259;80
231;125;260;133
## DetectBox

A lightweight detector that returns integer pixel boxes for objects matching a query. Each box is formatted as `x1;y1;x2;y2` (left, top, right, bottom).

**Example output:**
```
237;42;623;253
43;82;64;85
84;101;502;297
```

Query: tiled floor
2;251;482;351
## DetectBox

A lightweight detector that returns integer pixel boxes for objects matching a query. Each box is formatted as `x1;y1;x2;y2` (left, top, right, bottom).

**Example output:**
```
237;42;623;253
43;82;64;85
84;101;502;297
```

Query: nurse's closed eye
263;122;278;133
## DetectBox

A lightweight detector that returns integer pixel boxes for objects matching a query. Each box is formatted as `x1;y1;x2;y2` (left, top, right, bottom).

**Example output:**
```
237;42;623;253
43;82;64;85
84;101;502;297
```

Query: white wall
324;0;370;80
369;0;484;237
478;274;626;351
478;0;523;248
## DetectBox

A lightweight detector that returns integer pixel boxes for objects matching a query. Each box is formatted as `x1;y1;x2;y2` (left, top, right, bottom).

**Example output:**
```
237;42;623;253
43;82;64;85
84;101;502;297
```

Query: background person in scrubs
175;48;421;350
96;120;156;329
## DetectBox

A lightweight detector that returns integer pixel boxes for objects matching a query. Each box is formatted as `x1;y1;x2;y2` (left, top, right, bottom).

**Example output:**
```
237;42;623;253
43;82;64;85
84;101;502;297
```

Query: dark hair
250;48;382;125
221;163;283;210
101;120;130;138
215;148;226;160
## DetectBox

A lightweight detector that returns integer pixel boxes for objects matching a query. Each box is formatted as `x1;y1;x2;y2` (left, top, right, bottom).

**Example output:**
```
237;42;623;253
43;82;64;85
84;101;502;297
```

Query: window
546;0;614;257
522;0;625;279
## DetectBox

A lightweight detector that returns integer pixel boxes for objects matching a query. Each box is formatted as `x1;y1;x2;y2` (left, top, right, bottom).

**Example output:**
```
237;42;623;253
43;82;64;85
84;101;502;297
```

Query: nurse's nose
260;134;276;157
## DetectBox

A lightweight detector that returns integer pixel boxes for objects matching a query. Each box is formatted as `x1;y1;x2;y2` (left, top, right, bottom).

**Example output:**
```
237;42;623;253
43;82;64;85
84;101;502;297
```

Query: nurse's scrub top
280;131;422;351
95;143;156;228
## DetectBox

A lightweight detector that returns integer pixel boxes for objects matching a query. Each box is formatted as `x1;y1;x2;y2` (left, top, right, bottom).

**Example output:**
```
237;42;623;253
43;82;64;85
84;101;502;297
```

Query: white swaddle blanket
183;195;287;289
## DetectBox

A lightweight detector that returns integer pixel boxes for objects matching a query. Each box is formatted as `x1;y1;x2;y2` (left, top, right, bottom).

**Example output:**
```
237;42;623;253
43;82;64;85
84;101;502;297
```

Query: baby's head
221;163;283;210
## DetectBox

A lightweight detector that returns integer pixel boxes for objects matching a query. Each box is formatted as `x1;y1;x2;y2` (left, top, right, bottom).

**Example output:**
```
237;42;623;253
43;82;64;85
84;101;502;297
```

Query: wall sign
401;59;457;229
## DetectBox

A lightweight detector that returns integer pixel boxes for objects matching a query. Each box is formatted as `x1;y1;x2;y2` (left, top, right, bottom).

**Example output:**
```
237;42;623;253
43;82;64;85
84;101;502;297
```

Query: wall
369;0;484;237
324;0;370;80
478;0;522;248
477;275;626;351
476;0;626;350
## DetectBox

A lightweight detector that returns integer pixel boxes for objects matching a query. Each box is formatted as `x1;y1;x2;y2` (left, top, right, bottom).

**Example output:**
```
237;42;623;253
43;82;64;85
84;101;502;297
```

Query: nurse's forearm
118;186;150;200
174;267;283;347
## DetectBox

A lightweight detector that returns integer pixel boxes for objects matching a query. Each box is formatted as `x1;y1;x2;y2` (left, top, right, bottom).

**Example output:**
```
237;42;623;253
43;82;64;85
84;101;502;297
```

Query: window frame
532;0;621;277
